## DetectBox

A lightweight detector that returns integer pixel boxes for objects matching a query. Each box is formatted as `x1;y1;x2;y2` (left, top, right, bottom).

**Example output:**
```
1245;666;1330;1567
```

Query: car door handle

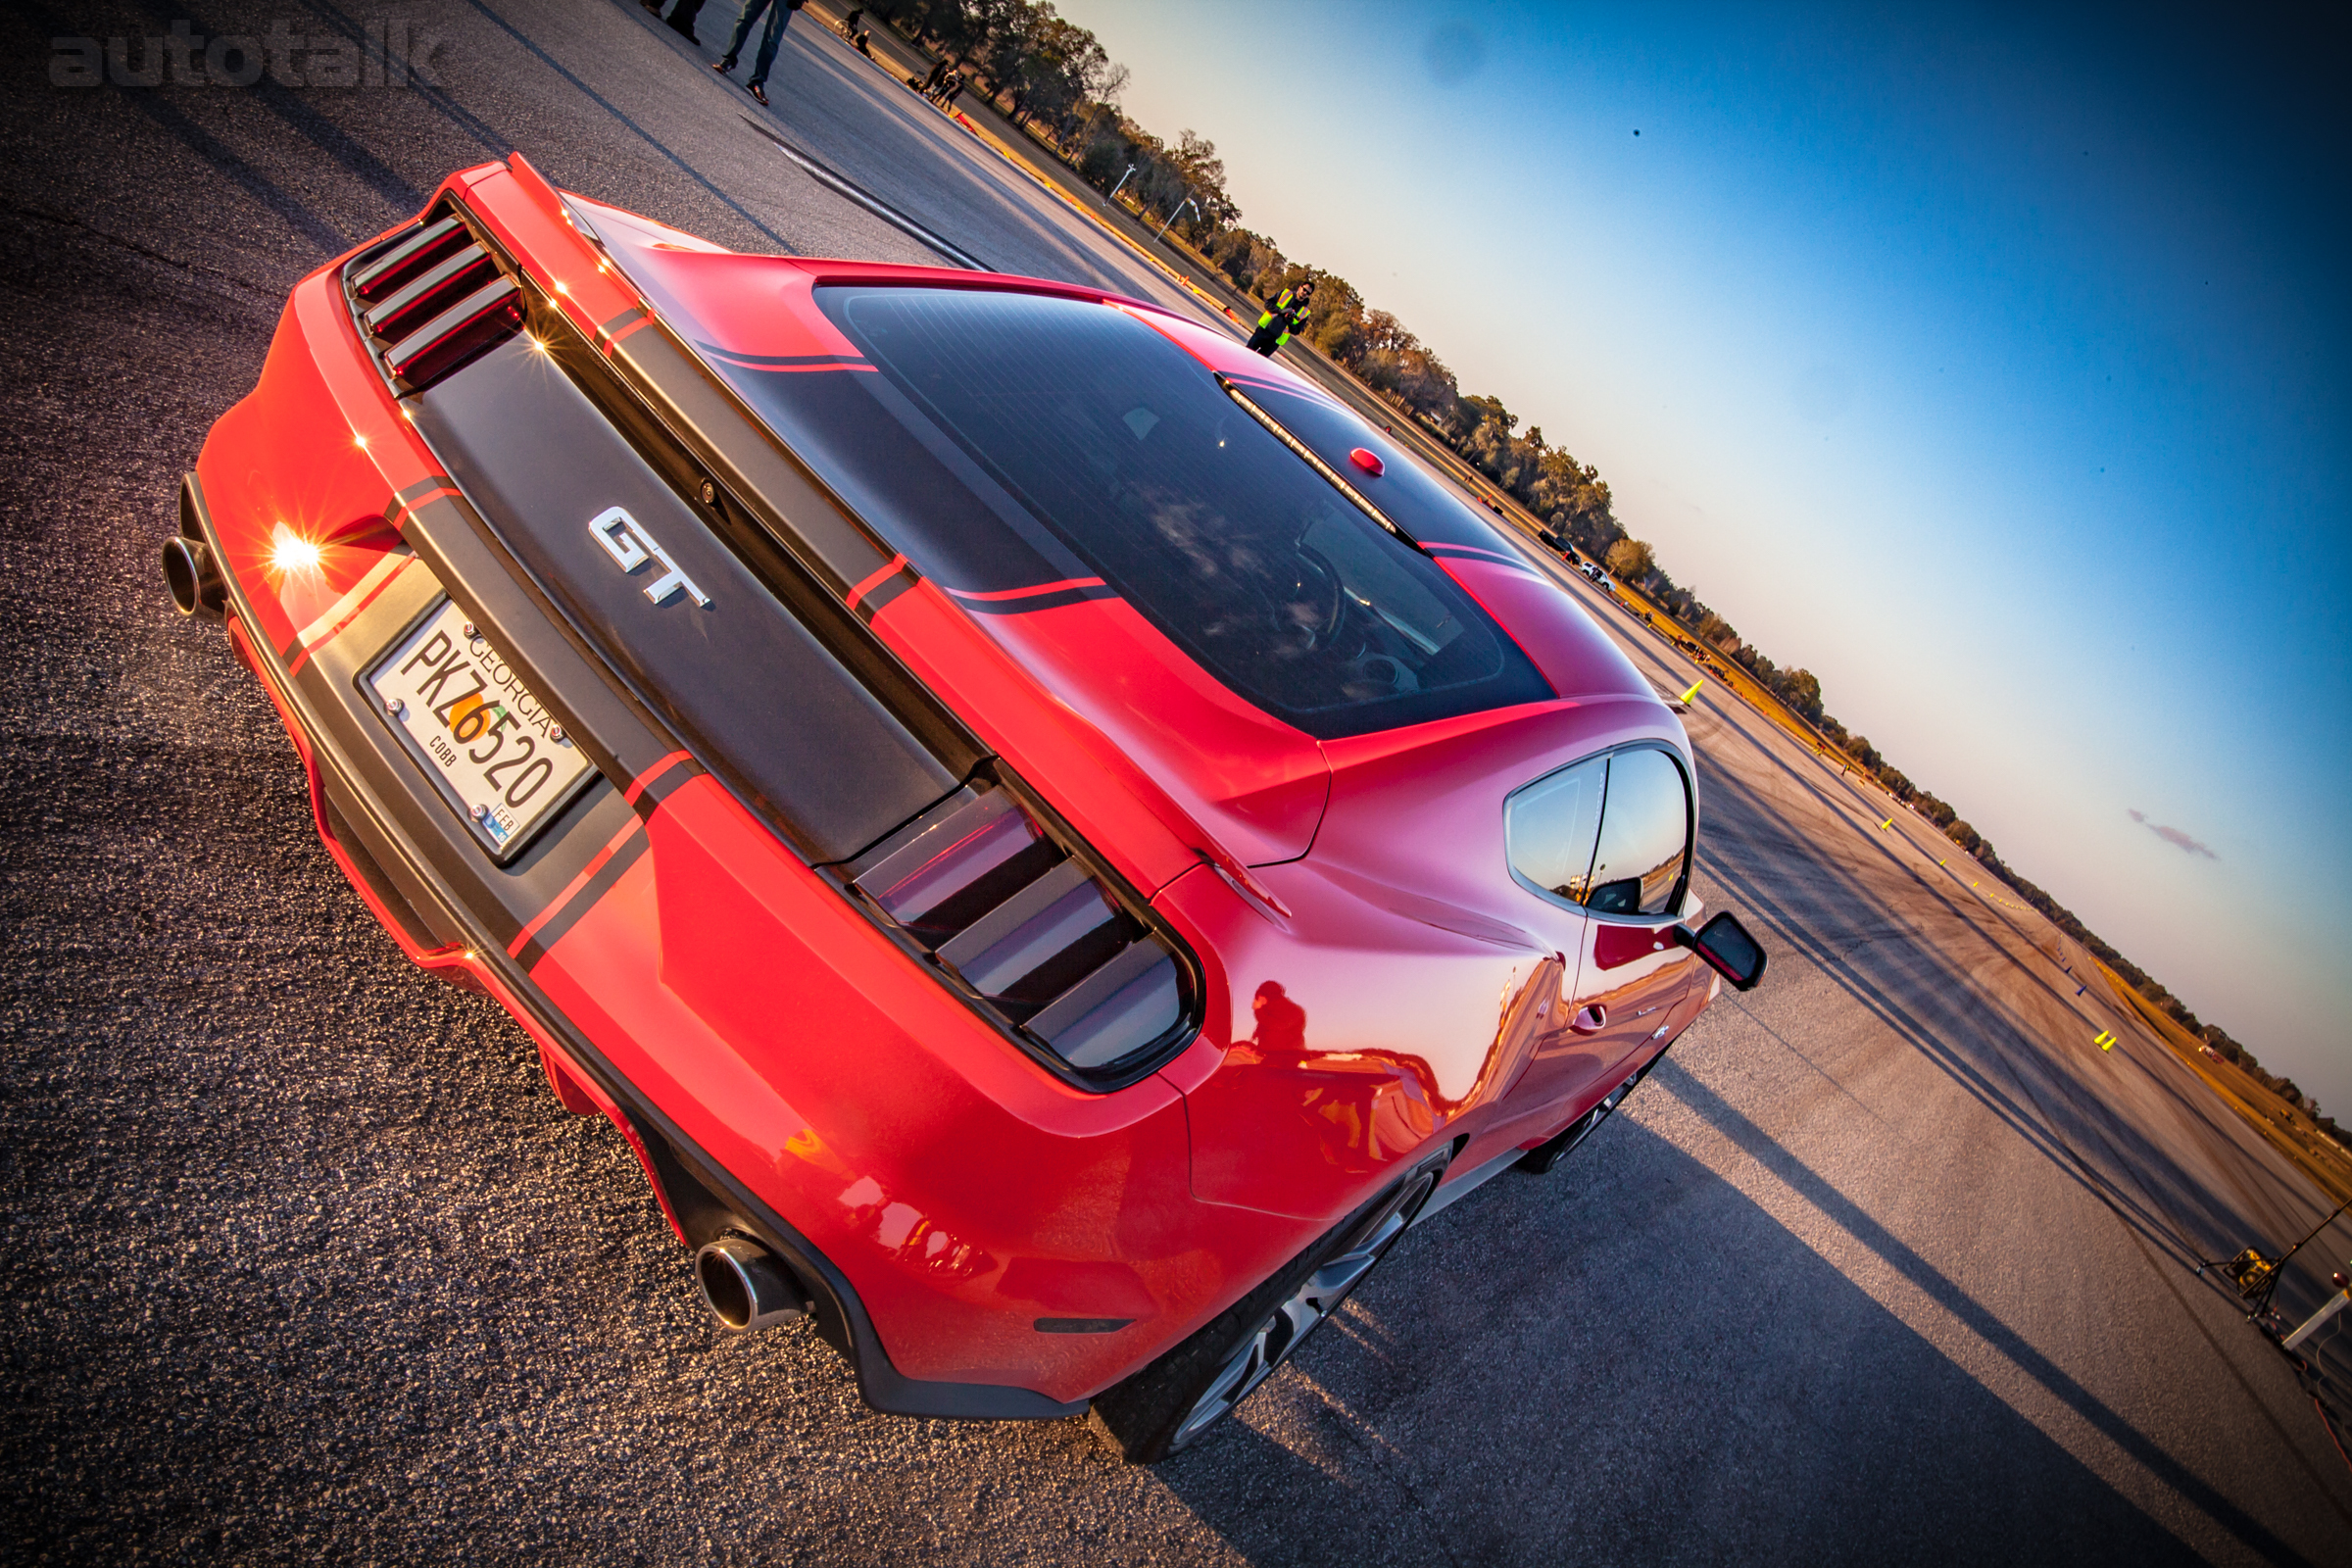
1569;1004;1607;1034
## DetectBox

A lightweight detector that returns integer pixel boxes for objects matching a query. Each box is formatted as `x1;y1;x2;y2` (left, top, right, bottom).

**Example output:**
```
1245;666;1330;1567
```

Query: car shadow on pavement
1690;698;2313;1229
1684;755;2352;1513
1146;1122;2228;1567
1690;754;2305;1289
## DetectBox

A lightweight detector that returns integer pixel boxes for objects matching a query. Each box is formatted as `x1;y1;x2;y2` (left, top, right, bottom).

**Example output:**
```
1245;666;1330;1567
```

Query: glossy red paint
866;580;1208;896
201;317;416;661
1172;696;1697;1218
939;595;1331;865
527;780;1298;1396
1165;856;1547;1220
185;157;1736;1417
1432;557;1656;702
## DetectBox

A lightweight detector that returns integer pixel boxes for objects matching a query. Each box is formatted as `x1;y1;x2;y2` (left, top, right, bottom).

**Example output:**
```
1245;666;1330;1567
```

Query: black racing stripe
596;305;649;344
629;757;707;820
693;343;870;368
517;755;706;969
1425;543;1542;574
854;564;920;623
393;473;460;508
949;582;1120;616
514;825;651;972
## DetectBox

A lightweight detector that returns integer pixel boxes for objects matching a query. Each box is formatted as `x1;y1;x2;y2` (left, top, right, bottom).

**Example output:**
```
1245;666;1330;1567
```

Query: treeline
868;0;2317;1131
875;0;1127;130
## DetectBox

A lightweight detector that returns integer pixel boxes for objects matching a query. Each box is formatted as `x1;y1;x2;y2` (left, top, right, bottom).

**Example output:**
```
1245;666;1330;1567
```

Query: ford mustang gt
163;156;1765;1461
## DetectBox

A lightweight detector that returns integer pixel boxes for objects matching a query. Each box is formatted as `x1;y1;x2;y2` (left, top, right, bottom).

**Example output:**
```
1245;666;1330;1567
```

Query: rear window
1234;383;1512;553
707;287;1550;739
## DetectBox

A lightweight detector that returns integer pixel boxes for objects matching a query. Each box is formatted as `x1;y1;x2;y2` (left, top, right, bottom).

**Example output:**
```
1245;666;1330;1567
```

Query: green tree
1168;130;1238;229
1207;227;1285;296
1777;667;1824;722
1605;537;1655;584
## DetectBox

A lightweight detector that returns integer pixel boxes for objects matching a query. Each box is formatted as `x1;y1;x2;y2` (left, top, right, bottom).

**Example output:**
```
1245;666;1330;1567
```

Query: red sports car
164;156;1764;1461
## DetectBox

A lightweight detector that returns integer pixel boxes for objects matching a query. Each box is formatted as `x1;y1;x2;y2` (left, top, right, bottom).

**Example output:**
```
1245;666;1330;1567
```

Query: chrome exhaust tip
694;1236;808;1331
162;535;226;621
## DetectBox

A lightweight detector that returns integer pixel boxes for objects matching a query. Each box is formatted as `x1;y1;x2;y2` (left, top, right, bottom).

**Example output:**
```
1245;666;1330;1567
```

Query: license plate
364;598;597;859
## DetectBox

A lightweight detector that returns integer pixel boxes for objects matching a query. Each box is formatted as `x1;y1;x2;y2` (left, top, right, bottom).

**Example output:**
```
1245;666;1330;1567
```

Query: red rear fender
1157;858;1551;1220
1314;697;1686;945
531;772;1293;1397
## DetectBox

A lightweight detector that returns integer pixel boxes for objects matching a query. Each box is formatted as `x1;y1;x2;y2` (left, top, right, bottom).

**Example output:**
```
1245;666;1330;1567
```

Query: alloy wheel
1167;1172;1435;1450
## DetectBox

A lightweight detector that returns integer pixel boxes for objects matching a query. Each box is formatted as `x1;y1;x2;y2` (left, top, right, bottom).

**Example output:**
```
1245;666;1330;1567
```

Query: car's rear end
172;155;1304;1416
169;154;1756;1446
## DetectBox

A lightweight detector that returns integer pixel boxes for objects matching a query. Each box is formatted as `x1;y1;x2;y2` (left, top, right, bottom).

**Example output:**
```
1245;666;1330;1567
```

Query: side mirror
1675;910;1767;992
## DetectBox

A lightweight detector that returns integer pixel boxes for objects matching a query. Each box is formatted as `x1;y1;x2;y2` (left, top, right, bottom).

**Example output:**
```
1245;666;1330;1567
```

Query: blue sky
1054;1;2352;1109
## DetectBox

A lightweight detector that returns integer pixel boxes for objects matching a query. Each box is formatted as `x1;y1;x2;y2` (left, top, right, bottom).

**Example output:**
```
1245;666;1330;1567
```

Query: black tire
1089;1154;1447;1463
1516;1058;1654;1175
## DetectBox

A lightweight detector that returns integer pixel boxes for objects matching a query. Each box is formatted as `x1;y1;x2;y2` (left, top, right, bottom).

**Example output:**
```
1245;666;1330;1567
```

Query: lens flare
270;524;322;578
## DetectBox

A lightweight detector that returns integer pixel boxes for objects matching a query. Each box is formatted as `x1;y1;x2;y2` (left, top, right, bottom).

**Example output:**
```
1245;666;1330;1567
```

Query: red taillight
856;788;1055;940
348;216;468;303
346;213;524;393
846;782;1191;1076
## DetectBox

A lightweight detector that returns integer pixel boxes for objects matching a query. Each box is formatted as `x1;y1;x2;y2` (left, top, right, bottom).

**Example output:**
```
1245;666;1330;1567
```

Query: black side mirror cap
1675;910;1766;992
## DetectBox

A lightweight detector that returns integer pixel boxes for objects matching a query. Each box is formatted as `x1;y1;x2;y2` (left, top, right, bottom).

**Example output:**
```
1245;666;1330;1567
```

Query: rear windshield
707;287;1550;739
1230;382;1514;553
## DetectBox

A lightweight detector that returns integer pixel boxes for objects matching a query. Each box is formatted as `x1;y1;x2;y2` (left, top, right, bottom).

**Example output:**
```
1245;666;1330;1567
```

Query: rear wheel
1090;1157;1446;1463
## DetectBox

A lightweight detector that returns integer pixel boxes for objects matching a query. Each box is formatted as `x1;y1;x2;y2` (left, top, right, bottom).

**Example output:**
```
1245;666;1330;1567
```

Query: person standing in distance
712;0;805;106
1248;278;1314;356
643;0;706;45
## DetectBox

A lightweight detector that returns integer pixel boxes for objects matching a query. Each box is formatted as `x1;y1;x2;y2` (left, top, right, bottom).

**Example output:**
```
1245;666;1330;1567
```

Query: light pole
1107;165;1137;203
1155;195;1198;242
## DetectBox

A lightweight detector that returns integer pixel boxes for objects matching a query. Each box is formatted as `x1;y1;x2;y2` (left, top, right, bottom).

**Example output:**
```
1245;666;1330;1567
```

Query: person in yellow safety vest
1247;279;1314;356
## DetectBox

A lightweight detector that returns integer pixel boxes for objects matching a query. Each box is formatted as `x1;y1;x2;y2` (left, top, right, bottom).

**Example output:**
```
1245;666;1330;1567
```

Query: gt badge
588;506;710;608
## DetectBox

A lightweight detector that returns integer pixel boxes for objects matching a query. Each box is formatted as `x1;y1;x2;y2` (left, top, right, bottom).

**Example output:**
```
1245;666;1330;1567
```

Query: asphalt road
4;3;2349;1562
